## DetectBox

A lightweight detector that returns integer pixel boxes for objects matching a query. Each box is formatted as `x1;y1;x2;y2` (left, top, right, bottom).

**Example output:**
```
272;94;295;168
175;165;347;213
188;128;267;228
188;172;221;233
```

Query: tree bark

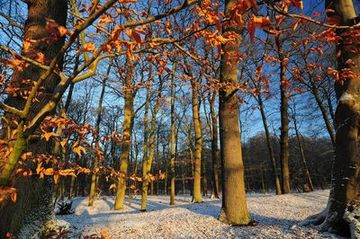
140;78;162;211
191;79;203;203
209;91;220;198
324;0;360;236
89;58;113;206
114;61;136;210
275;33;291;194
170;66;176;205
303;1;360;237
308;75;336;146
218;0;251;225
258;95;282;195
0;0;67;237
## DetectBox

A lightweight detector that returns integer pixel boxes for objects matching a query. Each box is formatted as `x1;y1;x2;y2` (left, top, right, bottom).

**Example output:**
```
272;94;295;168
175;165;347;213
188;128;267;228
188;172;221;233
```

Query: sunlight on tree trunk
191;80;203;203
89;59;113;207
170;65;176;205
0;0;67;236
218;0;251;225
210;91;220;198
141;78;162;211
302;1;360;237
114;61;135;210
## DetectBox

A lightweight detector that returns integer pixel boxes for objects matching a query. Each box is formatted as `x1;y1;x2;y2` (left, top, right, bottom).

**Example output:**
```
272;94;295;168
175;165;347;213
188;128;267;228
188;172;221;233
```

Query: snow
56;190;344;238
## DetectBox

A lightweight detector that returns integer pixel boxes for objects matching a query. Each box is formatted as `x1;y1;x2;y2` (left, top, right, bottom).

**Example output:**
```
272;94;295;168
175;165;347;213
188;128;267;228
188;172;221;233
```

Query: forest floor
56;190;343;238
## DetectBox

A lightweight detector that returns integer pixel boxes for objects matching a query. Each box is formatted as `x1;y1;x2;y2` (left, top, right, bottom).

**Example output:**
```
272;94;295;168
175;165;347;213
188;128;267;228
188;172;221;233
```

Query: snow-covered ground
56;190;343;238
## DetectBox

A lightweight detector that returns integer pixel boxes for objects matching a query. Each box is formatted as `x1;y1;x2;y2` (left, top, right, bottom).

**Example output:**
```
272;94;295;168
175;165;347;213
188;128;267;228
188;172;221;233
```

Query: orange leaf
36;162;44;175
99;15;113;25
125;29;142;43
100;228;112;239
247;16;271;42
58;26;70;36
0;187;17;203
10;191;17;203
23;40;31;53
41;131;58;141
109;183;117;191
59;169;76;177
82;42;96;52
290;0;303;9
60;138;67;148
44;168;54;176
73;145;86;156
53;174;59;184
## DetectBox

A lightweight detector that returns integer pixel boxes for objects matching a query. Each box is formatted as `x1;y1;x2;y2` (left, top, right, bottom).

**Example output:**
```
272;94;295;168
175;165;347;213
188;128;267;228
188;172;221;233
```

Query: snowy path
57;190;343;238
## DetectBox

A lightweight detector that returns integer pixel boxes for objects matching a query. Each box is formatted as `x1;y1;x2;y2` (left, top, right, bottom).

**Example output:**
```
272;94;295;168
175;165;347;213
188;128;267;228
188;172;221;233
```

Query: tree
291;100;314;191
114;59;136;210
140;75;163;211
170;64;176;205
275;29;291;194
209;90;220;198
89;58;113;206
303;0;360;237
190;75;203;203
0;0;67;236
218;0;251;225
245;43;282;195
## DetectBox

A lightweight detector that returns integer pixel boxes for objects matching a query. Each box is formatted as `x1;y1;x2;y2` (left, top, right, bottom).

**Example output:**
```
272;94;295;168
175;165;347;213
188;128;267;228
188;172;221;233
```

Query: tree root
299;205;360;238
299;208;328;227
344;204;360;239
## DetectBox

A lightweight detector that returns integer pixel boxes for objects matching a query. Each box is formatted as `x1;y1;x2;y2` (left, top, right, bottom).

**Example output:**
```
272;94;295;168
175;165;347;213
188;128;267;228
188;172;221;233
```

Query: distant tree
114;59;137;210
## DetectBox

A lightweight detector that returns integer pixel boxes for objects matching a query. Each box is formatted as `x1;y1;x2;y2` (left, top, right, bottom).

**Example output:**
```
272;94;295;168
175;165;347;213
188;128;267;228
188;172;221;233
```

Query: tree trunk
141;78;162;211
0;0;67;237
170;67;176;205
326;1;360;235
209;91;220;198
191;80;203;203
156;128;160;195
218;0;251;225
258;95;282;195
292;103;314;192
307;71;336;146
303;1;360;237
201;154;208;196
89;58;113;206
276;33;291;194
114;62;135;210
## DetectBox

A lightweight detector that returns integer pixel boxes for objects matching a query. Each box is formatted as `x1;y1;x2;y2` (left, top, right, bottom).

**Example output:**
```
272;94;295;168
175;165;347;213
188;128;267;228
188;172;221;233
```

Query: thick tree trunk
323;1;360;235
276;34;291;194
0;0;67;237
258;95;282;195
218;0;251;225
191;80;203;203
303;1;360;237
